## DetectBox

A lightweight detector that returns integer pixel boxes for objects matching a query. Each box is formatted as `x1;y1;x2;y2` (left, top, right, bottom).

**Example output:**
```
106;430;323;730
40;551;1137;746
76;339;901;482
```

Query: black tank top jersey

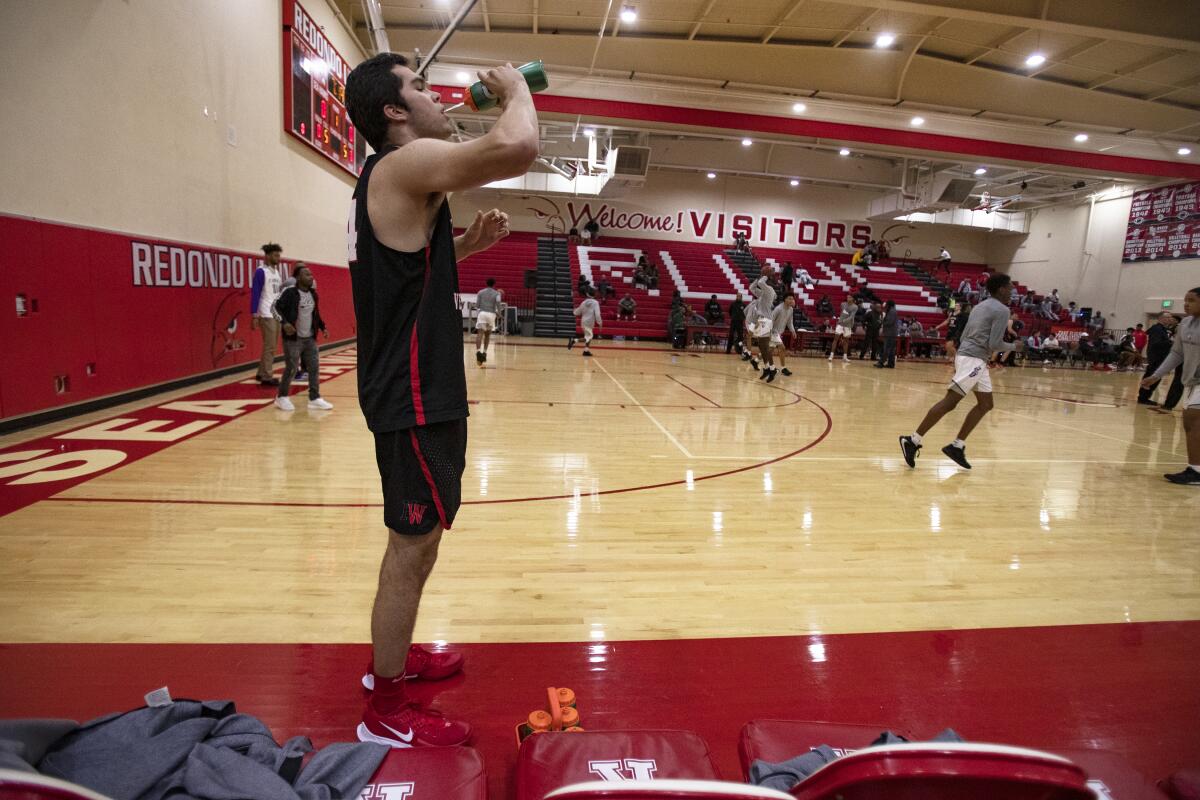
350;147;468;432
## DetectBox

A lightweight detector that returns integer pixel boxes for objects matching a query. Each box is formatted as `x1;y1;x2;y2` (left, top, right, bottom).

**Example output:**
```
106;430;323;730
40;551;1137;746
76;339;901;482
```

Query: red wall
0;214;355;421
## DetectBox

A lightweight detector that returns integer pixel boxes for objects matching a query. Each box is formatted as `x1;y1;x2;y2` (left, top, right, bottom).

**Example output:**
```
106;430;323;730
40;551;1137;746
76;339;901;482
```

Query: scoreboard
282;0;366;176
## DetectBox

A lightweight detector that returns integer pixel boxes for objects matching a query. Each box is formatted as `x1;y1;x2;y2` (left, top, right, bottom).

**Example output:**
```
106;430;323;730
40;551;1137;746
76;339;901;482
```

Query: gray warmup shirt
838;302;858;328
771;303;796;335
747;275;776;324
1150;314;1199;387
476;286;501;313
575;297;602;328
956;297;1015;359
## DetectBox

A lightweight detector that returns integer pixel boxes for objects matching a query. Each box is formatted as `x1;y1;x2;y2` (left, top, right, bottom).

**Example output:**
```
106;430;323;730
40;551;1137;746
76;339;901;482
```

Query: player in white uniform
569;288;602;357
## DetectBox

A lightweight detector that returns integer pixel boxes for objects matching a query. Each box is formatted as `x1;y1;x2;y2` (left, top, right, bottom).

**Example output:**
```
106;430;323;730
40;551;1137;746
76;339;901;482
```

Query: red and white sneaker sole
357;721;415;749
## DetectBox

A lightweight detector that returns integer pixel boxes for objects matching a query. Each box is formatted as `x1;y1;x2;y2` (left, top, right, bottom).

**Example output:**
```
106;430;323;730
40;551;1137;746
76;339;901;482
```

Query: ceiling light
1179;147;1193;156
1025;52;1046;67
1074;133;1089;142
706;172;716;179
790;179;799;187
839;148;850;156
583;128;595;138
455;71;470;83
619;5;637;23
910;116;925;126
875;32;895;48
741;138;753;147
974;167;987;175
792;102;807;113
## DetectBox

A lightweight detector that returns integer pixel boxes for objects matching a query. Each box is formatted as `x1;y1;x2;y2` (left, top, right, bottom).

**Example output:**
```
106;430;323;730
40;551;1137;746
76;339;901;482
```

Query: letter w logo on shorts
405;502;428;526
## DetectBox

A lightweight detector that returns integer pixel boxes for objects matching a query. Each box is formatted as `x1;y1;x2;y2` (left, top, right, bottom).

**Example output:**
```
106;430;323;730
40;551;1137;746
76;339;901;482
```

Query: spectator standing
726;295;746;354
583;217;600;243
938;247;951;279
251;243;285;385
875;300;899;368
273;264;331;412
780;262;795;292
859;303;882;361
1139;313;1178;406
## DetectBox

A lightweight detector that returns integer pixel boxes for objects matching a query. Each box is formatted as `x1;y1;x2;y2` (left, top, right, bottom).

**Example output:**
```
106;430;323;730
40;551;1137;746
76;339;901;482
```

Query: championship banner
1123;181;1200;262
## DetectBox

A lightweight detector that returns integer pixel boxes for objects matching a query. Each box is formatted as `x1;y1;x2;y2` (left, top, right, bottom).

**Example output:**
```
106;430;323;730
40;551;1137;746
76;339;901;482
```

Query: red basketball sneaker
361;644;465;690
358;699;471;748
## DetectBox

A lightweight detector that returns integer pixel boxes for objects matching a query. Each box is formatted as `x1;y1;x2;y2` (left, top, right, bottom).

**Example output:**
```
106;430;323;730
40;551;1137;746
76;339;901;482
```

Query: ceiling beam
688;0;720;41
816;0;1200;54
761;0;808;45
831;8;876;47
532;0;538;34
1145;71;1200;101
1086;50;1177;90
895;17;949;100
480;0;491;33
1027;37;1104;77
964;27;1027;66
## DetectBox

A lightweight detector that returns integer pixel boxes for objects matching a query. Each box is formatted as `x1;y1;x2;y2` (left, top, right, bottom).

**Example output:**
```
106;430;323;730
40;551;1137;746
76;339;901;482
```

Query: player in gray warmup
569;288;602;357
474;277;503;366
1140;286;1200;485
899;273;1016;470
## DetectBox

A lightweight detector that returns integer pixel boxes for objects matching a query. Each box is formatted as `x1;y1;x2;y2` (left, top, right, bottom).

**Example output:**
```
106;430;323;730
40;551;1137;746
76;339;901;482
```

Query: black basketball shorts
373;418;467;535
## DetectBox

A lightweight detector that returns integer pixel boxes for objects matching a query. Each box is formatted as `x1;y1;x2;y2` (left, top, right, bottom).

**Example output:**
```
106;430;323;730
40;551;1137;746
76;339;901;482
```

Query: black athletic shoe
741;352;752;362
1137;399;1158;406
766;369;778;383
781;368;793;376
476;351;485;366
483;351;488;363
750;359;759;370
942;443;971;469
567;336;576;350
899;436;921;468
1164;467;1200;485
873;363;885;369
760;368;770;380
582;350;593;357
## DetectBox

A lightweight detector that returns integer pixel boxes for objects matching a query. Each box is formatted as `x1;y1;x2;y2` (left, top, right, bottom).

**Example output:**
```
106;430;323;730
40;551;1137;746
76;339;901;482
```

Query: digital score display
282;0;366;176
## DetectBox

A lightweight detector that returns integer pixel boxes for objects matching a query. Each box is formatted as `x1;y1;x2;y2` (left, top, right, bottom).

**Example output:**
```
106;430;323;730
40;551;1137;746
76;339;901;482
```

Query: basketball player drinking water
345;54;538;747
900;273;1015;470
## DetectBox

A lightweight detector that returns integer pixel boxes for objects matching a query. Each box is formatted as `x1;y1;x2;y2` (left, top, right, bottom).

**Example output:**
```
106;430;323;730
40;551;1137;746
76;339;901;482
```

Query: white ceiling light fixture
974;167;987;175
1073;133;1089;142
583;128;595;138
1025;53;1046;68
455;71;470;83
619;5;637;23
741;137;753;147
792;102;807;113
910;116;925;126
1179;147;1193;156
706;172;716;179
875;32;895;48
790;179;800;187
839;148;850;156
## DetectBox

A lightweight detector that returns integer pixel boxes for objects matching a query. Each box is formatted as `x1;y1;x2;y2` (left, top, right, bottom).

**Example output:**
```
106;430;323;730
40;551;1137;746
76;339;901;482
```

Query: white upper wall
0;0;366;265
454;171;994;262
989;193;1200;329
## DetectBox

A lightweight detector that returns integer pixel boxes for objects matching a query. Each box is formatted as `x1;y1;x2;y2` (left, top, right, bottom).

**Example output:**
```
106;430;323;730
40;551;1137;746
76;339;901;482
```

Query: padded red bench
361;745;486;800
738;720;1166;800
517;730;721;800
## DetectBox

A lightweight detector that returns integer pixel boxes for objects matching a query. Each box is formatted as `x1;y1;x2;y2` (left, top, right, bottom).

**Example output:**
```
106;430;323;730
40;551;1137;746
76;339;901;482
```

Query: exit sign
1162;300;1174;308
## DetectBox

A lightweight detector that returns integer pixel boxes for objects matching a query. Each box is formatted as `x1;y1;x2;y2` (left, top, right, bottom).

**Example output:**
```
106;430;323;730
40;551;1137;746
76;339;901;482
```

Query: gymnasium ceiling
328;0;1200;205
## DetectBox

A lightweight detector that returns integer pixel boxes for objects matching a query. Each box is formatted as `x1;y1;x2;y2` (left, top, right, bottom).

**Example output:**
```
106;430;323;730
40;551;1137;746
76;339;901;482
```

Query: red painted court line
666;374;722;407
48;396;833;508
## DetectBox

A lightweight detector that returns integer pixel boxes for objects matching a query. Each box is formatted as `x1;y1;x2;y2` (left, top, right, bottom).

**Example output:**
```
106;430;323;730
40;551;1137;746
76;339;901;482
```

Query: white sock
910;433;923;445
1190;465;1200;472
953;439;966;449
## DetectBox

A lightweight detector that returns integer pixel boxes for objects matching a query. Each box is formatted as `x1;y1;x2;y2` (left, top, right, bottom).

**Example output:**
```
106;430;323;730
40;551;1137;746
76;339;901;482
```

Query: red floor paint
2;622;1196;798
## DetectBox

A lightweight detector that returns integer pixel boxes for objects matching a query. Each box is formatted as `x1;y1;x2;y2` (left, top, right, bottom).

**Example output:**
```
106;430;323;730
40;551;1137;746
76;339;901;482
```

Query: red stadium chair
360;746;486;800
788;742;1093;800
544;779;792;799
0;771;113;800
517;730;721;800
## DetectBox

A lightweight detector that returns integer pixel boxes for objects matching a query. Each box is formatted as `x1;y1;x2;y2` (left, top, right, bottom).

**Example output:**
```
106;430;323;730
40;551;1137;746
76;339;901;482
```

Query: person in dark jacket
727;295;746;354
274;263;331;412
780;262;796;292
874;300;899;368
859;304;882;361
705;294;724;324
1140;312;1180;406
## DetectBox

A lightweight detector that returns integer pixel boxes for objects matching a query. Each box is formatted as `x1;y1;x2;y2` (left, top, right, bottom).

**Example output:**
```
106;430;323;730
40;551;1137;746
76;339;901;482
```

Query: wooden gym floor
1;338;1197;793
